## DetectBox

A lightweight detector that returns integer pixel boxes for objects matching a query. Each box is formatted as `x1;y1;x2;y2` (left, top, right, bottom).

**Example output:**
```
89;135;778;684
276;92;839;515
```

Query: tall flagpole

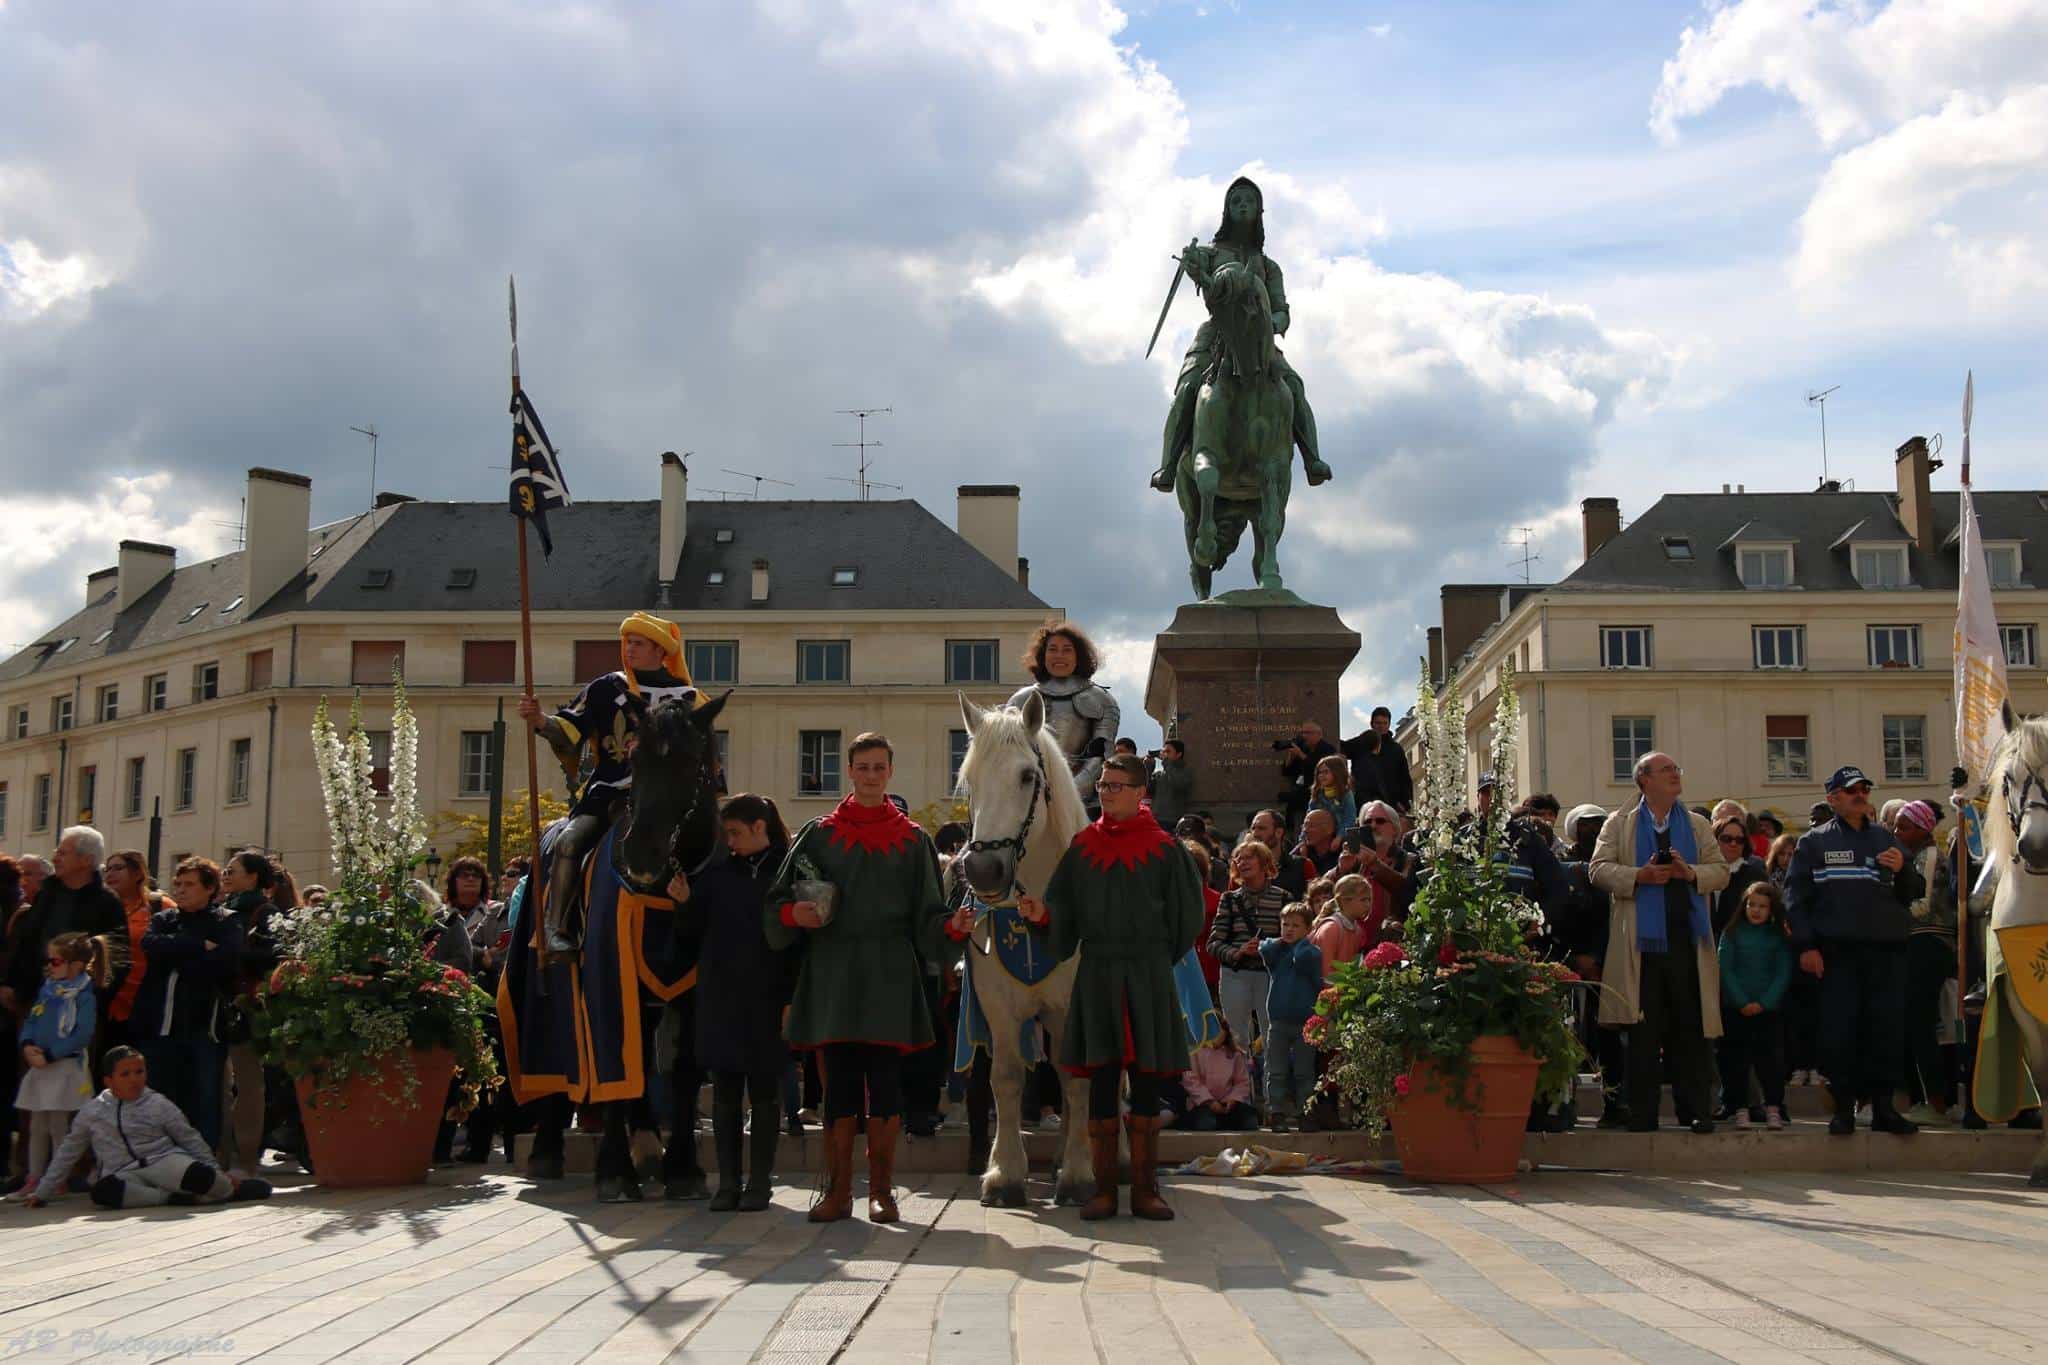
511;276;543;890
1955;370;1976;1107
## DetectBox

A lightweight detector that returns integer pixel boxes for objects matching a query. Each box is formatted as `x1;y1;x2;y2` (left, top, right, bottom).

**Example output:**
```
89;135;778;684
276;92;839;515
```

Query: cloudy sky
6;0;2047;745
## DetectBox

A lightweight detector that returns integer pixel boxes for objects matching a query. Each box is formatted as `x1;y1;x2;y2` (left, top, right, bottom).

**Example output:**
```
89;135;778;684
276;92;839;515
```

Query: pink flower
1393;1074;1412;1097
1317;986;1341;1006
1302;1015;1329;1046
1363;942;1407;971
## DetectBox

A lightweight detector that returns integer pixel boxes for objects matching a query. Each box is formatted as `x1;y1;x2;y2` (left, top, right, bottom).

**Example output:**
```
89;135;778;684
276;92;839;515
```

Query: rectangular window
1610;716;1653;783
1598;626;1652;670
2002;624;2038;668
1738;547;1792;588
946;639;999;685
1853;545;1909;588
351;641;405;687
1752;626;1806;670
145;674;167;713
0;781;7;838
797;640;851;684
462;640;517;686
949;728;972;791
192;661;219;703
1883;715;1927;782
95;684;119;723
1986;545;2023;590
459;730;493;798
32;773;52;831
175;749;197;811
76;765;96;823
226;738;252;805
1766;715;1810;783
573;639;617;682
246;649;273;692
7;705;25;739
713;730;731;787
1867;625;1922;668
51;695;73;732
365;730;392;796
686;640;739;686
799;730;842;797
123;756;145;820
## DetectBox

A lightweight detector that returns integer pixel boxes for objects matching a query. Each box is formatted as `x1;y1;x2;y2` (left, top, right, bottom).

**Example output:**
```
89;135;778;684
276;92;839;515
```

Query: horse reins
2000;765;2048;868
964;745;1051;902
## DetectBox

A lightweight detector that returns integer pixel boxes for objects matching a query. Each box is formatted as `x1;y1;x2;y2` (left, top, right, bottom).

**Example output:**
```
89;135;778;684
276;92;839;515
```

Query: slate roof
1562;489;2048;594
2;498;1048;683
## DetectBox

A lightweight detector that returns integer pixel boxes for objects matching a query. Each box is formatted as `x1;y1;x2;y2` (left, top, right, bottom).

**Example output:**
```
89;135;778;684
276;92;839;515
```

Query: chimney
750;558;770;604
659;452;689;587
1016;556;1030;590
86;566;116;607
1427;626;1445;686
1582;497;1621;560
956;484;1022;581
116;540;177;613
373;491;415;509
1440;584;1514;672
243;468;313;614
1894;435;1941;558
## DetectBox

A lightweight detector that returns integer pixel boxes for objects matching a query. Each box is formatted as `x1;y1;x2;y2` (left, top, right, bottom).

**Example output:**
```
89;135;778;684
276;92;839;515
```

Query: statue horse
1175;257;1296;601
953;692;1097;1207
1978;707;2048;1183
498;691;728;1201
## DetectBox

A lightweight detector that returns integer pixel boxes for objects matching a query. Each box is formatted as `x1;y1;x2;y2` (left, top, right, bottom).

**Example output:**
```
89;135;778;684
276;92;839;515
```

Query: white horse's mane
956;704;1090;846
1987;713;2048;860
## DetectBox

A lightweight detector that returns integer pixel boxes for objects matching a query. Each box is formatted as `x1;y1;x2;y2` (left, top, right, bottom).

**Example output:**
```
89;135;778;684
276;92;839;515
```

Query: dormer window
91;629;112;645
706;570;726;586
1738;546;1792;588
714;529;735;544
362;569;393;590
831;567;859;587
220;596;243;614
179;604;207;623
1985;544;2023;590
1853;545;1909;589
446;568;477;590
1659;536;1693;562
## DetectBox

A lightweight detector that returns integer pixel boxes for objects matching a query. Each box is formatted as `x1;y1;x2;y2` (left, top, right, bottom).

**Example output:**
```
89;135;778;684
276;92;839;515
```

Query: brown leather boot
808;1117;857;1223
1079;1118;1122;1221
1125;1114;1174;1221
866;1115;902;1223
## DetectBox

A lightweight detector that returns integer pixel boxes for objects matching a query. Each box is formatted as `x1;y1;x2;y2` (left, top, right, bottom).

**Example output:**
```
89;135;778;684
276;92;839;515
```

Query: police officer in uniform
1784;765;1923;1135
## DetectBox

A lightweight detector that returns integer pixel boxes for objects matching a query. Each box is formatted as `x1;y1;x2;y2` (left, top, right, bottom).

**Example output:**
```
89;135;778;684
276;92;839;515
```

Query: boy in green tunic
1019;754;1205;1220
766;732;968;1223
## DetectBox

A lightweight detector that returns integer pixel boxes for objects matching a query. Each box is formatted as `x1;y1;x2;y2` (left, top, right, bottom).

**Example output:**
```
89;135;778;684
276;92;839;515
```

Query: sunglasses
1717;833;1747;844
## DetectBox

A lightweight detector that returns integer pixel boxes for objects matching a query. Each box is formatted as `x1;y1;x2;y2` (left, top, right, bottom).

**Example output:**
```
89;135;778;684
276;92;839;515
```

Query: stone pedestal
1144;590;1361;833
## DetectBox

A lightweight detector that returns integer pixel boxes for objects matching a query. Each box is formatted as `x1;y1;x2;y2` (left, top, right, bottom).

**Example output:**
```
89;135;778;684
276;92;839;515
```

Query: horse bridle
964;744;1050;902
610;770;718;895
2000;765;2048;869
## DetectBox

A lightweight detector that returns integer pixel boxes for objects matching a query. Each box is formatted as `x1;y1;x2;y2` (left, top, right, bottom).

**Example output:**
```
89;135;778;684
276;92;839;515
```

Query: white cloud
1367;23;1392;39
0;236;107;317
1653;0;2048;308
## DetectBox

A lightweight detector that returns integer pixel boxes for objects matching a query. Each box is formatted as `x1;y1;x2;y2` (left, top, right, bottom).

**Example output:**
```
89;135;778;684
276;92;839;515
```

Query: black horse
500;691;729;1202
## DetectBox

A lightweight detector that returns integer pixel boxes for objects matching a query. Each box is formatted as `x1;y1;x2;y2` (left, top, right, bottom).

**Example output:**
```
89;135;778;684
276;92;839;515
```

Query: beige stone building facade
1408;438;2048;818
0;461;1055;879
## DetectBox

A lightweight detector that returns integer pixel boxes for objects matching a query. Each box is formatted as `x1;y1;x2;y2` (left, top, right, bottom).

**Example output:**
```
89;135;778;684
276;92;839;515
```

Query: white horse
1981;709;2048;1184
953;693;1097;1207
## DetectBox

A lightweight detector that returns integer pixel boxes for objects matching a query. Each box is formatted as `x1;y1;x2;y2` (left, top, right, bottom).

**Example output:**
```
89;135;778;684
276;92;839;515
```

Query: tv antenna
695;486;753;502
1505;527;1541;583
350;423;380;509
722;467;795;500
1806;385;1840;482
834;406;892;500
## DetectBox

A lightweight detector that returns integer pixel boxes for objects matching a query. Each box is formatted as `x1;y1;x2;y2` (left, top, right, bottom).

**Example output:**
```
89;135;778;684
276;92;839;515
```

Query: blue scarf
1632;799;1710;954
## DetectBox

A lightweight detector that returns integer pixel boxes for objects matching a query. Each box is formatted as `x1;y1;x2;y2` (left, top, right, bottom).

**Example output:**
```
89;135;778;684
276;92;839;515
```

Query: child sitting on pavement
1257;904;1323;1133
24;1046;272;1210
1177;1018;1257;1131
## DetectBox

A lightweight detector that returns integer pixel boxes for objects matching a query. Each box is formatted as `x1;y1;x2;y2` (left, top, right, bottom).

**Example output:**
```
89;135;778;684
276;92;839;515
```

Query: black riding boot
596;1107;643;1203
663;1076;708;1200
739;1097;781;1212
709;1089;744;1211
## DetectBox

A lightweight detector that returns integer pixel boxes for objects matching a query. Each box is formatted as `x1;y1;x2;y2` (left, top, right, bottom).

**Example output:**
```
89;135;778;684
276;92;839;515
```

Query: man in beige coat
1590;752;1731;1133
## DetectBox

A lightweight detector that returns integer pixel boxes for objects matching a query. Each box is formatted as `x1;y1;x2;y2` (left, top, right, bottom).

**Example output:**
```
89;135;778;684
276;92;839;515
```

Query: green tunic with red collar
1043;810;1207;1073
763;797;952;1050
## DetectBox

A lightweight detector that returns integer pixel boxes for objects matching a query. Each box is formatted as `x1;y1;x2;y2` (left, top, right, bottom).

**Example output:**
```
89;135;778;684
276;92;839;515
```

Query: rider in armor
1009;622;1120;814
1150;175;1332;495
518;612;699;958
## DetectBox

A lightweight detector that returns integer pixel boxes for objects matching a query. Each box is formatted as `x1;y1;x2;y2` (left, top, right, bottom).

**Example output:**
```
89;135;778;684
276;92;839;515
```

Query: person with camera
1206;842;1292;1082
1351;801;1417;933
1246;809;1310;897
1341;706;1413;814
1147;740;1193;832
1276;720;1337;835
1588;752;1730;1134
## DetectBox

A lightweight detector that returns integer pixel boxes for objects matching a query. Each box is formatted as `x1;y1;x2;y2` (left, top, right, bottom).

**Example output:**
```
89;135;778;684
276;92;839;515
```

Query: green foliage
436;788;570;865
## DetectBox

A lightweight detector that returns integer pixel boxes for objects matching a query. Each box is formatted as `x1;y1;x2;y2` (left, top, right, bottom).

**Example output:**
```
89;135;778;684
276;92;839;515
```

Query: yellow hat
619;612;687;694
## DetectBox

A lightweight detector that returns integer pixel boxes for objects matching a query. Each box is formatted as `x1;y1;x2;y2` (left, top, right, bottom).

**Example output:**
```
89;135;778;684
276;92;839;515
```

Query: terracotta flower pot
296;1047;455;1188
1390;1034;1539;1184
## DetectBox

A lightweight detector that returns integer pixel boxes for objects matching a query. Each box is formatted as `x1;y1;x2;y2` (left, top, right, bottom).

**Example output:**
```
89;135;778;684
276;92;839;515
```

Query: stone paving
3;1165;2045;1364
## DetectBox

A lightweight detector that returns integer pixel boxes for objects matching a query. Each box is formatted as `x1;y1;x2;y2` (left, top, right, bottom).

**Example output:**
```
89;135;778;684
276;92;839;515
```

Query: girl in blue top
1716;881;1793;1130
1306;755;1357;836
10;932;106;1200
